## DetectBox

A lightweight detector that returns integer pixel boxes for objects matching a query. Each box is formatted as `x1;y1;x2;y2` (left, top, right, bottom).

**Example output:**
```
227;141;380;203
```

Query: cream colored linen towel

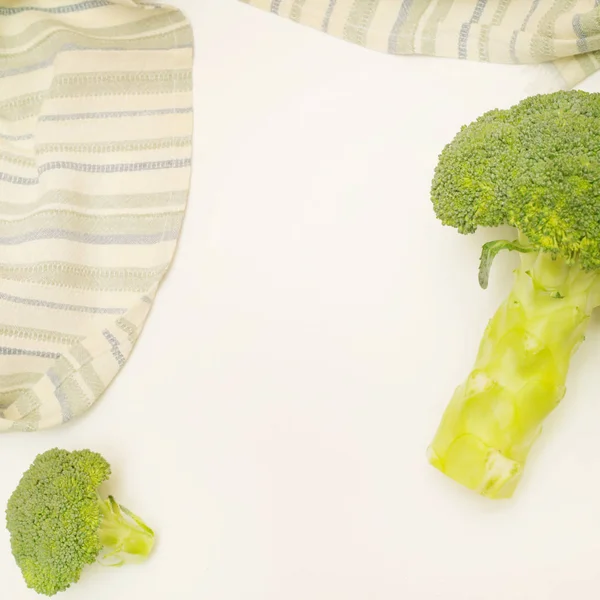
241;0;600;88
0;0;193;431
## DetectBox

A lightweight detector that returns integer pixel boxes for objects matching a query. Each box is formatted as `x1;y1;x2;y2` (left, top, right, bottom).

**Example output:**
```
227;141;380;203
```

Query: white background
4;1;600;598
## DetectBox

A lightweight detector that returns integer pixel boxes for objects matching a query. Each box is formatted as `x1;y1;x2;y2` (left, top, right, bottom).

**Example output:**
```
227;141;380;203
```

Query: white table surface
4;1;600;598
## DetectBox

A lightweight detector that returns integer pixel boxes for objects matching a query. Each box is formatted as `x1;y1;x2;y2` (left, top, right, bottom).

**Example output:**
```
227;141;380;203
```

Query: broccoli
427;90;600;499
6;448;155;596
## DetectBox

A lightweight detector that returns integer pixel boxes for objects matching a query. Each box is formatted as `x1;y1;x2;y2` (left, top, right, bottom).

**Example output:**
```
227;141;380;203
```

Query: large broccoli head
432;90;600;271
427;90;600;499
6;448;154;596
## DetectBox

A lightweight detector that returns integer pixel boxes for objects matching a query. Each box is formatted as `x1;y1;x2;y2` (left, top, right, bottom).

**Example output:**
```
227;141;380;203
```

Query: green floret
432;90;600;269
427;91;600;499
6;449;154;596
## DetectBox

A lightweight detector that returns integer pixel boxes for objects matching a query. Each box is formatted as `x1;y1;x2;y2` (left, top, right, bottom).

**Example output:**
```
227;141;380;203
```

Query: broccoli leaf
478;239;535;289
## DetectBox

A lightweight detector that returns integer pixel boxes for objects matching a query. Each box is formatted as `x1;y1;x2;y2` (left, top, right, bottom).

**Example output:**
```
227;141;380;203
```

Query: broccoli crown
6;448;111;596
431;90;600;270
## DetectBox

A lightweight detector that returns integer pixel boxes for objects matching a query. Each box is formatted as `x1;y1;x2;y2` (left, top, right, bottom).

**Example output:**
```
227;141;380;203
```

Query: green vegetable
427;90;600;499
6;448;155;596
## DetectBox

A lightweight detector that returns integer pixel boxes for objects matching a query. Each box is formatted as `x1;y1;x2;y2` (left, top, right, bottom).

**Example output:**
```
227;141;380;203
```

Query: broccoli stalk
6;448;155;596
97;494;155;566
428;245;600;498
427;90;600;498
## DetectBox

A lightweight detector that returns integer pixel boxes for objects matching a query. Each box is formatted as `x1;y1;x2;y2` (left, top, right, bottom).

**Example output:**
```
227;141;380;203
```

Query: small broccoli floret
427;91;600;499
6;449;154;596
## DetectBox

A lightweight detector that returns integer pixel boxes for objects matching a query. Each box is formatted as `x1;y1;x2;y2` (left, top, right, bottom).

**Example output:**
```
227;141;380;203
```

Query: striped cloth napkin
0;0;193;431
241;0;600;88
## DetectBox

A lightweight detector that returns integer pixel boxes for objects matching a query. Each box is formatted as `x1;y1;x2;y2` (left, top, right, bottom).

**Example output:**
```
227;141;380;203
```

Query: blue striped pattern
388;0;414;54
0;1;109;16
458;0;488;60
247;0;600;88
0;347;61;359
39;107;193;121
0;0;193;431
0;291;127;314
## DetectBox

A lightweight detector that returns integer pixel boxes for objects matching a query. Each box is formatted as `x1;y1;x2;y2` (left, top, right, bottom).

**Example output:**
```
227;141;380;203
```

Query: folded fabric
241;0;600;89
0;0;193;431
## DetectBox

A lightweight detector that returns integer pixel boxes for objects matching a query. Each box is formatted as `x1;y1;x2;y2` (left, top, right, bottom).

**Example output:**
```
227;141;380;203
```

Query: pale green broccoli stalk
6;448;155;596
427;90;600;499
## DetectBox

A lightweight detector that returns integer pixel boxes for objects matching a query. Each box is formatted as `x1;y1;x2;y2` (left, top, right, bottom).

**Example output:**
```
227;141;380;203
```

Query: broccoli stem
427;251;600;499
97;495;155;565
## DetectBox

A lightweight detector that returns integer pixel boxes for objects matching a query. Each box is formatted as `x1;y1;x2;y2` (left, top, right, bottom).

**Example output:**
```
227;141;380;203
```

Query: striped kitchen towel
241;0;600;89
0;0;193;431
